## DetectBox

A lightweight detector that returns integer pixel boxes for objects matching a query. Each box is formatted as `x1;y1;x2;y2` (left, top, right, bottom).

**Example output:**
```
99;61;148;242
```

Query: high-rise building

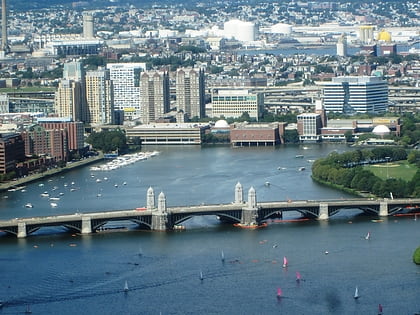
140;71;170;124
107;63;146;120
83;13;94;39
336;34;347;57
63;61;85;82
211;88;264;121
85;68;114;125
58;61;86;122
323;76;388;114
54;79;84;121
176;68;205;120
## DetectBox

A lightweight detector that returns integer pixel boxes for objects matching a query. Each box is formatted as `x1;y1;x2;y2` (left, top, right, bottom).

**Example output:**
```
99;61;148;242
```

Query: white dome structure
214;119;229;128
372;125;390;136
271;23;292;35
223;19;256;42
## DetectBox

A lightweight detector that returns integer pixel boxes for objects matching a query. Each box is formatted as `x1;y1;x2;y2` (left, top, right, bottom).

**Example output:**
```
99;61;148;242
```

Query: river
0;144;419;314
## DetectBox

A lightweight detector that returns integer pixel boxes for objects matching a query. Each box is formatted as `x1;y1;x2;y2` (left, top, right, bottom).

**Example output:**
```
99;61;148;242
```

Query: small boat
283;256;288;268
25;203;33;208
264;181;271;186
40;192;49;197
365;232;370;240
378;303;383;314
298;167;306;171
124;280;129;292
276;287;282;299
354;286;359;299
296;271;301;282
50;202;58;208
295;155;304;158
200;270;204;281
96;178;102;183
123;182;127;185
221;250;225;263
49;197;60;201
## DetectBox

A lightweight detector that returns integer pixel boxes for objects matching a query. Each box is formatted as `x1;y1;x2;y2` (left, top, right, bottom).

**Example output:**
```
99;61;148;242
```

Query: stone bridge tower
241;186;259;226
151;191;168;230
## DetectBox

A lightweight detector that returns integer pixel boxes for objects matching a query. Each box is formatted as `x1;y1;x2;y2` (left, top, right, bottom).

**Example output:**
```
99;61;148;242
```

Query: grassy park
365;161;417;181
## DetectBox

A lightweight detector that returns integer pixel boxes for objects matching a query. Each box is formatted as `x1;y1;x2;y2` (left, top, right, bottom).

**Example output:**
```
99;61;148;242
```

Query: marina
89;151;159;171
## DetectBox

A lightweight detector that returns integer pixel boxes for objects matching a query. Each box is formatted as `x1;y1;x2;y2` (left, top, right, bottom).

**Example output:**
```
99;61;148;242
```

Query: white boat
365;232;370;240
50;202;58;208
298;167;306;171
124;280;129;292
25;203;33;208
40;192;49;197
49;197;60;201
200;270;204;281
96;178;102;183
354;286;359;299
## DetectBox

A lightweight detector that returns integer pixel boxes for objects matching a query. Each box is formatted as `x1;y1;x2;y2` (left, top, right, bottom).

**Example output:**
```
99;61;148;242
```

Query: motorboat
25;203;33;208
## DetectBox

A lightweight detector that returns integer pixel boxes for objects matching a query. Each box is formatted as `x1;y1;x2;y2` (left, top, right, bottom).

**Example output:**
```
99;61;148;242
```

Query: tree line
311;147;420;198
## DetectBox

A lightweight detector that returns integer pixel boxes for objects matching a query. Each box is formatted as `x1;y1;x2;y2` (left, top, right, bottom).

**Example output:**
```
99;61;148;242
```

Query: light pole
385;156;391;178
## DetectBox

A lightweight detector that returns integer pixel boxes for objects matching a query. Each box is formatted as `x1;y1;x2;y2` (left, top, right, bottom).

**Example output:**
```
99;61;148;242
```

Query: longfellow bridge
1;183;419;238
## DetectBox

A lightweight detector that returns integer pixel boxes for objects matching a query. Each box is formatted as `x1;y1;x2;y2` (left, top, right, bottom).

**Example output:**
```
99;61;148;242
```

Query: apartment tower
176;68;205;120
140;71;170;124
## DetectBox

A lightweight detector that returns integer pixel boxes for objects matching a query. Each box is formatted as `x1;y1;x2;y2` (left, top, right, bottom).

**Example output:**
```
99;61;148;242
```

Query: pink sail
296;271;301;281
283;256;288;267
277;288;282;297
378;304;383;313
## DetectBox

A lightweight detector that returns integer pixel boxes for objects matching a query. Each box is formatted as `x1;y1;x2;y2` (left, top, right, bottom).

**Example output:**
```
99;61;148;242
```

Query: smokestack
1;0;6;51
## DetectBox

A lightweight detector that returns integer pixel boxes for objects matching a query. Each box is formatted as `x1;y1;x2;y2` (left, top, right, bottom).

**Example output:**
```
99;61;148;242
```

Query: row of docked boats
90;151;159;171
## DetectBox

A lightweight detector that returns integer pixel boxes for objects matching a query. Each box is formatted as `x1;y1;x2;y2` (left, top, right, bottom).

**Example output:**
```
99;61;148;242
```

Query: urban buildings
0;133;25;174
54;80;84;121
211;89;264;121
230;122;284;146
85;68;114;125
140;71;170;124
323;76;388;114
176;68;205;120
107;63;146;120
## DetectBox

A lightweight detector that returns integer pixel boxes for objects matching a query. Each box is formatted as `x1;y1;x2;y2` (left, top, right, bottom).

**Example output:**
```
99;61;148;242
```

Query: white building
106;63;146;120
0;94;9;113
323;76;388;114
336;34;347;57
223;20;256;42
211;89;264;121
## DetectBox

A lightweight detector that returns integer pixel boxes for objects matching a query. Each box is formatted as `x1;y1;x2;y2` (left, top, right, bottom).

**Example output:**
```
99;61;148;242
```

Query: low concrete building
230;122;283;147
126;123;210;145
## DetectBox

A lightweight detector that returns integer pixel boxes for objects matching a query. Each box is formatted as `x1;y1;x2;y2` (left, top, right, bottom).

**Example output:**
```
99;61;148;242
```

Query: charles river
0;144;419;315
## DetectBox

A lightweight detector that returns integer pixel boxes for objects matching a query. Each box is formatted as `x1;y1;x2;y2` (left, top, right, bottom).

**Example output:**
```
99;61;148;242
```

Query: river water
1;144;419;314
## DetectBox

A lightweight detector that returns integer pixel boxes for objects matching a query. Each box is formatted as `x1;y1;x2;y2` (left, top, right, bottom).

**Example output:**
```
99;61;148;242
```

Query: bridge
1;183;419;238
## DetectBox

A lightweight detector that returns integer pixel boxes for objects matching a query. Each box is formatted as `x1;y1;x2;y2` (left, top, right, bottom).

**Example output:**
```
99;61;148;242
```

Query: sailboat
276;288;282;299
296;271;301;282
282;256;288;268
221;250;225;263
124;280;129;292
200;270;204;281
378;303;383;314
365;232;370;240
353;286;359;299
25;304;32;314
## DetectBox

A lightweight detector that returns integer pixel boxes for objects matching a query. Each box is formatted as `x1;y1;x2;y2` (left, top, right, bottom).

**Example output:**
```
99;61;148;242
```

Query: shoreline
0;154;104;192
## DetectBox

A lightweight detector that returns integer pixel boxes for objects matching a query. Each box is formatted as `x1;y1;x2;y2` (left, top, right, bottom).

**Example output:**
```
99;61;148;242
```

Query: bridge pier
379;201;389;216
81;216;92;234
318;203;329;220
17;222;27;238
151;192;168;231
241;187;259;226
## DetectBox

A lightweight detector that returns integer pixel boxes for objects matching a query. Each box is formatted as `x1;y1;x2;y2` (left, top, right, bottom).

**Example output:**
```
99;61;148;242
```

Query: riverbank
0;154;104;192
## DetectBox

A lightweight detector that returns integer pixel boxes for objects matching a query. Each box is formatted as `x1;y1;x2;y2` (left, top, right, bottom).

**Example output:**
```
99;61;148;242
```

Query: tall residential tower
176;68;205;120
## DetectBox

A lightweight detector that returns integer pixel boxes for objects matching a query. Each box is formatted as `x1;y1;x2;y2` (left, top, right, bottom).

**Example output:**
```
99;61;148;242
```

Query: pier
1;183;419;238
